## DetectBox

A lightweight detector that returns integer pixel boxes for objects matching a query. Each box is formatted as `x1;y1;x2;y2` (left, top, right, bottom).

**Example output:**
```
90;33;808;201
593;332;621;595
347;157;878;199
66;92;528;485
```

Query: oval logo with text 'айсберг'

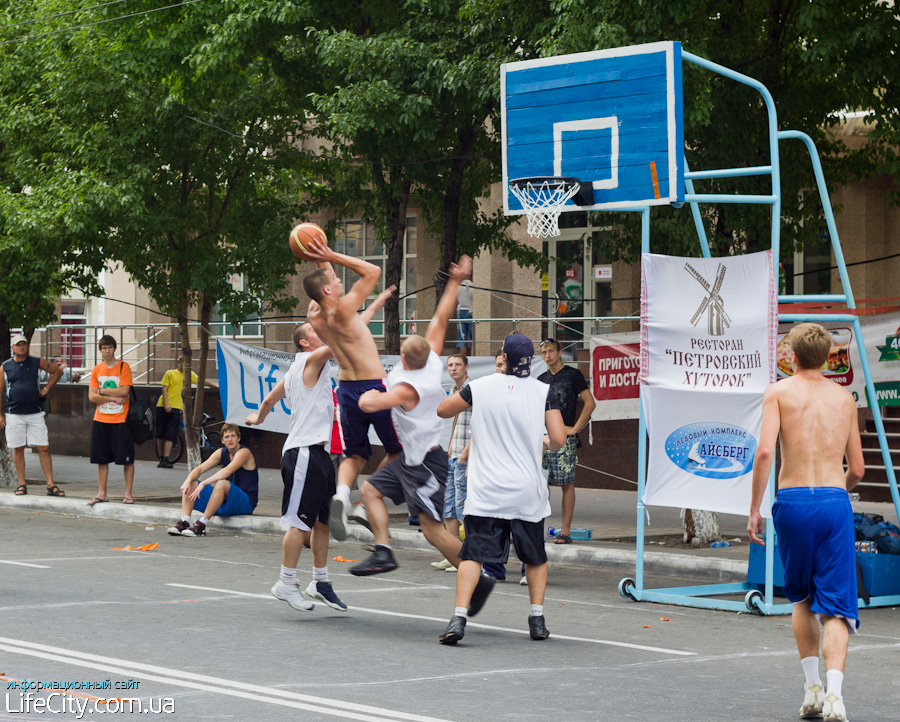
664;423;757;479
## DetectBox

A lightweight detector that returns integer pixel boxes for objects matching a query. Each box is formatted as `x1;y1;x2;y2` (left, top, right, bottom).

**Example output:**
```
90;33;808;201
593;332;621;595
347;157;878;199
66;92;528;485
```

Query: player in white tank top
245;323;349;613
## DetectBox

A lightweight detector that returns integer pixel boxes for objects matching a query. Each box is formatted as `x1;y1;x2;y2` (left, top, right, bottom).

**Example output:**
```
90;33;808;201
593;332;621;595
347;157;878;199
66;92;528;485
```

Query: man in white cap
0;335;65;496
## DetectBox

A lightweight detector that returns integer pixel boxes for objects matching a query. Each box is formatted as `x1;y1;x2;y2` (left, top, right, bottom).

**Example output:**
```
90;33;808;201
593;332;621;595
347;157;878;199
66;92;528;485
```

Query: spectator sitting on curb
167;423;258;537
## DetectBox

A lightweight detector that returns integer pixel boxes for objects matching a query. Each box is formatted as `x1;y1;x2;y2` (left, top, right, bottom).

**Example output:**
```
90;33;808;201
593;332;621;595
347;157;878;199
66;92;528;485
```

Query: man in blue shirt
0;335;65;496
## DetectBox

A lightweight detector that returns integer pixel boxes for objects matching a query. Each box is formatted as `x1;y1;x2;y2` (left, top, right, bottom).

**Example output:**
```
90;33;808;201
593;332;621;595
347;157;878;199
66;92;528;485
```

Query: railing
34;315;637;382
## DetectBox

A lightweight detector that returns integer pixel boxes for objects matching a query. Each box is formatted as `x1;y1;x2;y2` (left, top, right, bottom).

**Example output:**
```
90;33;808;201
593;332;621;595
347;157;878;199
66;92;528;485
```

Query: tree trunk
178;298;202;471
0;313;13;487
681;508;721;545
434;126;477;301
381;176;410;354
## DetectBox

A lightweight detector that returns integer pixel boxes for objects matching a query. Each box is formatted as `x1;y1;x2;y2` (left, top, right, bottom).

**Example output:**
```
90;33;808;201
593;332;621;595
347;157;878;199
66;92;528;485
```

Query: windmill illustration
685;262;731;336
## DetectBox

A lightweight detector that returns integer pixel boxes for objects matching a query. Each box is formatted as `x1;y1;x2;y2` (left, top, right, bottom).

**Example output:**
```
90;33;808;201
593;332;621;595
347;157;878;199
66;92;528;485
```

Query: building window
211;274;262;337
332;217;417;337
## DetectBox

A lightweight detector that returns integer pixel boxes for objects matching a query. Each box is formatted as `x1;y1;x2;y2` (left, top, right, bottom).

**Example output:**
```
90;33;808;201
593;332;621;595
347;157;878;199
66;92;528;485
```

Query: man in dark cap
436;333;566;645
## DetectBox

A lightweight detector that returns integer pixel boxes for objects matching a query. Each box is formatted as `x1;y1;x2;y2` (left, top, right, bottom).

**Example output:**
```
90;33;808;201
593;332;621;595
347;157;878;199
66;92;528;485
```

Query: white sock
530;604;544;617
454;607;468;619
280;566;297;585
199;516;209;525
801;656;822;688
181;515;191;523
313;566;329;582
825;669;843;698
377;543;392;551
337;485;351;501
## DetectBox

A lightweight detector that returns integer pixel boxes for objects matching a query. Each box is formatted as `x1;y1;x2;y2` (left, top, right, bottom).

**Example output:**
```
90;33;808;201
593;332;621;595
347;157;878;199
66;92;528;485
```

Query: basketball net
509;179;581;238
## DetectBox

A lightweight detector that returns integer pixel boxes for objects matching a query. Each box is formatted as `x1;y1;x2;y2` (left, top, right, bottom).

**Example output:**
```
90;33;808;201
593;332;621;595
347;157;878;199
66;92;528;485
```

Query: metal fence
34;314;639;383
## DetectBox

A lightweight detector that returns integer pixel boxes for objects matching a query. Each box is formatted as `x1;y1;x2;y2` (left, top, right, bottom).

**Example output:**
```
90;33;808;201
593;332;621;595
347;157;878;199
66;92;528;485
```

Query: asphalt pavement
4;452;898;583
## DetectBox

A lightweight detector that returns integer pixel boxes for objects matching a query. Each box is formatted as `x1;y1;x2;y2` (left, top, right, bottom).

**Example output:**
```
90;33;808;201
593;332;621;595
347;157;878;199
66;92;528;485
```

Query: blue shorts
195;481;254;517
336;379;402;460
773;486;859;633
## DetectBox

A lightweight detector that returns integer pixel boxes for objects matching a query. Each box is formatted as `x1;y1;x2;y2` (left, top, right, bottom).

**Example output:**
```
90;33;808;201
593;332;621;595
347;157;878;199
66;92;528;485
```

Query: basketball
289;222;327;258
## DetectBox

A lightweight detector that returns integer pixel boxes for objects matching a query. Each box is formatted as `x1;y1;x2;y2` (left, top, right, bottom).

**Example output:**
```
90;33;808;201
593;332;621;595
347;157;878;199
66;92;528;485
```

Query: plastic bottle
710;540;733;548
547;526;592;540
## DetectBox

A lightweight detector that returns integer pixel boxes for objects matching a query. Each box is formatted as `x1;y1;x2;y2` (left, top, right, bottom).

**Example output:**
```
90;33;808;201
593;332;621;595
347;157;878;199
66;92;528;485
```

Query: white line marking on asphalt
0;637;453;722
167;583;695;656
11;555;149;563
0;560;50;568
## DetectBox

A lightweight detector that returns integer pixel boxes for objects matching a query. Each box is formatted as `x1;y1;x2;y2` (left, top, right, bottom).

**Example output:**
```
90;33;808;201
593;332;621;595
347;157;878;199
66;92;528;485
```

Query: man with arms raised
748;323;864;722
300;241;402;540
350;256;496;617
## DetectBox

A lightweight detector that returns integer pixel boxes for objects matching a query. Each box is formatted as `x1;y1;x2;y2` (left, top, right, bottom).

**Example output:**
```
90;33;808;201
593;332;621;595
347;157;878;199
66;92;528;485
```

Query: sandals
553;534;572;544
123;497;135;504
87;496;109;506
14;485;27;495
46;485;66;497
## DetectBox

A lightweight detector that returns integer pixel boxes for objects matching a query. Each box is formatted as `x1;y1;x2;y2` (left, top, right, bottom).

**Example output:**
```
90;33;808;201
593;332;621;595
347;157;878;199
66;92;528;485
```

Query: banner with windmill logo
639;250;777;516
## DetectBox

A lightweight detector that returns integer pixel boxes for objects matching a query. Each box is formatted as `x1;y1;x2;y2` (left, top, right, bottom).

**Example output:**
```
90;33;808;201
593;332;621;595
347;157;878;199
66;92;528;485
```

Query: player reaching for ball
297;229;403;541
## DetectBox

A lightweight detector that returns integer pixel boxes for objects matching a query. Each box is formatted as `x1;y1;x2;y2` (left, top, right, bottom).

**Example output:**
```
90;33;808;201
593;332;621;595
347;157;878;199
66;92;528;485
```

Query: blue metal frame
617;50;900;615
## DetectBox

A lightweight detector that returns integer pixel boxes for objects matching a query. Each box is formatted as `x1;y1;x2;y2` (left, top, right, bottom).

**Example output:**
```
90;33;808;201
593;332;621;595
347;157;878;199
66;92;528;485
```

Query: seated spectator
39;357;81;384
167;423;258;537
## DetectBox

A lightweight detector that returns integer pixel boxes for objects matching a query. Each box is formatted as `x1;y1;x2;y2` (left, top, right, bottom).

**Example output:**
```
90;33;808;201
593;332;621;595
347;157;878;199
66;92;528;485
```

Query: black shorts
90;421;135;466
367;447;447;522
154;407;181;441
280;445;336;532
459;515;547;566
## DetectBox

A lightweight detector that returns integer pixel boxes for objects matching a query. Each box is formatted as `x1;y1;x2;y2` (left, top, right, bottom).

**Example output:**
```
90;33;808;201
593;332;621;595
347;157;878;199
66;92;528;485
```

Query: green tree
3;1;319;465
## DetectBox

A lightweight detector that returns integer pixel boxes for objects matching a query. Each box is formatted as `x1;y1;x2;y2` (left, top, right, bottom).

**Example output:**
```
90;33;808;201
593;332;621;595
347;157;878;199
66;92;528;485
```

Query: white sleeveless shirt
282;352;334;453
388;350;445;466
463;374;551;522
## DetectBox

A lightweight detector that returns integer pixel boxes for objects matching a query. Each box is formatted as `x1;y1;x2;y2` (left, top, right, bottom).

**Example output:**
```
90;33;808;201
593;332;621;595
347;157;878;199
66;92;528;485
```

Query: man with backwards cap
436;333;566;645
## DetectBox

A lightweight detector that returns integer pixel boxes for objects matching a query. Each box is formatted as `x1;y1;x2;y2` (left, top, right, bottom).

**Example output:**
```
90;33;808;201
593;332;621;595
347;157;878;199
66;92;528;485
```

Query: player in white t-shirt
436;333;565;644
245;323;345;613
349;255;495;617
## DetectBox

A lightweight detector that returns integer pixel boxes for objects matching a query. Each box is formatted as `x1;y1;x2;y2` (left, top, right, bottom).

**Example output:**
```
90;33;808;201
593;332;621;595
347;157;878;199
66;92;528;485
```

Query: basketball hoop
509;176;583;238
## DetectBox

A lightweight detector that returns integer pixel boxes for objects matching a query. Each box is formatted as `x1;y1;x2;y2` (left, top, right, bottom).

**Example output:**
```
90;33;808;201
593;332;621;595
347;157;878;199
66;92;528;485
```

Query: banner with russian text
640;250;777;391
640;251;776;516
590;332;640;420
641;387;770;516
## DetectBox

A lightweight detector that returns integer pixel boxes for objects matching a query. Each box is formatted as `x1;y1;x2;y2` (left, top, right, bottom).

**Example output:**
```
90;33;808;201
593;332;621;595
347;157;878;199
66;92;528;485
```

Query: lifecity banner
640;251;777;516
215;337;523;440
640;250;777;391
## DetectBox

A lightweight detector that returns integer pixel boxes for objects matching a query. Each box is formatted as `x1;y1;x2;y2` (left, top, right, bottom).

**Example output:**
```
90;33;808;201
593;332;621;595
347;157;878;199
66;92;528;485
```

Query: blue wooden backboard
502;42;685;213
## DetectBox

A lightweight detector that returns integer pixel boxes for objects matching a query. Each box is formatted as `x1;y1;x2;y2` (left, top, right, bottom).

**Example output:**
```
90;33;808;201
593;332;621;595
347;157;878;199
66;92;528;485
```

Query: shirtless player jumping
300;240;402;540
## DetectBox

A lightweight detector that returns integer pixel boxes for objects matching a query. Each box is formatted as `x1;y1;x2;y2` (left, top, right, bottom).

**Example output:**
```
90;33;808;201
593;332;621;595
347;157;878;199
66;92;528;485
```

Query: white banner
641;387;770;517
215;338;526;442
640;250;777;391
640;251;776;516
589;332;640;420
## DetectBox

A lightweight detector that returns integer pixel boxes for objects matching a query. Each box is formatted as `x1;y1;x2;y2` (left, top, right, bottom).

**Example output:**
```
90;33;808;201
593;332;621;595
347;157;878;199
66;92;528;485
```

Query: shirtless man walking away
300;240;402;540
748;322;864;722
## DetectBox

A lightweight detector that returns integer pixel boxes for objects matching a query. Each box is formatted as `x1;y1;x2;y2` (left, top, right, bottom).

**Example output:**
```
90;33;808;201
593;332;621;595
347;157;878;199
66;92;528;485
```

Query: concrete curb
0;495;748;580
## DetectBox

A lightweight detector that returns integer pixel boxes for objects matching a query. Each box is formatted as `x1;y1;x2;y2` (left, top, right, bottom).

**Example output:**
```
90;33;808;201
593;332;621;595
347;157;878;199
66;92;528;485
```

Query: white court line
0;637;452;722
0;560;50;568
167;583;695;657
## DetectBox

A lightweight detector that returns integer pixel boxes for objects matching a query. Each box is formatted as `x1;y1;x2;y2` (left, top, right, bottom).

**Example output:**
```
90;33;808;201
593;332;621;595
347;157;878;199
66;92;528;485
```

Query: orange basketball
289;222;327;258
